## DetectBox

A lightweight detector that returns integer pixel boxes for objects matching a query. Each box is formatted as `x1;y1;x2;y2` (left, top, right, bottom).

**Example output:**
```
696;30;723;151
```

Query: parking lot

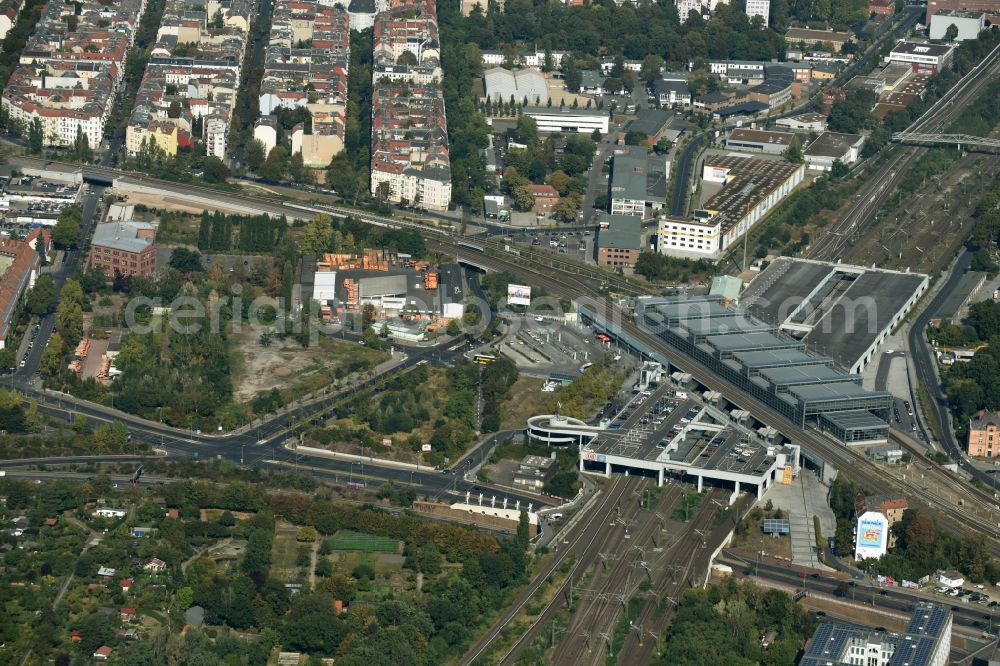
495;315;610;377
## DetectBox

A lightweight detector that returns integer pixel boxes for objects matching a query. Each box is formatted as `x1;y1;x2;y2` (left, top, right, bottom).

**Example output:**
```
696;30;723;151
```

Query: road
720;550;1000;635
427;246;1000;553
905;248;1000;491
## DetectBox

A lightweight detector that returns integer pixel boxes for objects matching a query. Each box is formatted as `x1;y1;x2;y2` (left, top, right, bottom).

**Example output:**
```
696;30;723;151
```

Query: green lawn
326;530;401;553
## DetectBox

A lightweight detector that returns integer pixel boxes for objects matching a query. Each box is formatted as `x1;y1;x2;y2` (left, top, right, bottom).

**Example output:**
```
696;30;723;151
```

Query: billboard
854;511;889;560
507;284;532;306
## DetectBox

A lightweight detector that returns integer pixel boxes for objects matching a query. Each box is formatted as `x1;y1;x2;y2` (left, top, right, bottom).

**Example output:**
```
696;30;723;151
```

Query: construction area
312;250;466;342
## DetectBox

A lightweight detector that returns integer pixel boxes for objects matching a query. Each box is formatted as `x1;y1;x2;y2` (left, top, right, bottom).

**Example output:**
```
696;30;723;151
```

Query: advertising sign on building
854;510;889;560
507;284;532;306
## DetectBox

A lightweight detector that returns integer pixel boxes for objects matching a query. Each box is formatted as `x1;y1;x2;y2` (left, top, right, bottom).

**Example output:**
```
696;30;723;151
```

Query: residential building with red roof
369;0;451;211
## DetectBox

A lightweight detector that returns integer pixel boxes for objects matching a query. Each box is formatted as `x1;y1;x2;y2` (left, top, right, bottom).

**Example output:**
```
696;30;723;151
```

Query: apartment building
0;229;46;350
2;0;145;148
676;0;728;21
370;0;451;211
0;0;23;40
125;0;257;159
255;0;351;167
657;156;803;260
745;0;770;24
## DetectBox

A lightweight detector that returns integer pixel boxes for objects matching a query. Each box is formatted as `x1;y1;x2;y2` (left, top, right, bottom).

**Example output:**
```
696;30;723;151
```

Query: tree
27;118;43;154
259;146;289;182
327;154;359;201
514;114;538;147
167;100;182;118
93;421;129;452
51;205;82;249
562;58;582;93
446;319;461;336
55;300;83;345
40;331;64;378
783;138;803;164
72;126;92;162
168;247;204;273
26;275;57;315
552;192;582;223
548;170;571;195
201;156;229;184
300;214;333;254
944;23;959;41
971;248;998;276
245;139;266;172
640;54;665;85
512;183;535;212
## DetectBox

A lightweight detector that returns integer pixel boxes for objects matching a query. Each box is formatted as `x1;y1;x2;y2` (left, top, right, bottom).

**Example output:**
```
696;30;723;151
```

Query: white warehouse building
524;107;609;134
483;67;548;105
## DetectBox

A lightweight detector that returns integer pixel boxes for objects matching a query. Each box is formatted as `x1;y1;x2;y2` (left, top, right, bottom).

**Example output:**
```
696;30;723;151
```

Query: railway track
432;245;1000;550
460;475;641;666
614;496;743;664
553;489;725;666
809;42;1000;261
490;479;677;665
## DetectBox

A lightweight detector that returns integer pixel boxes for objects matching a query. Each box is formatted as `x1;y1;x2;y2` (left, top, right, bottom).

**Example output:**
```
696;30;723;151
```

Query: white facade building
887;40;955;73
657;157;804;260
523;107;609;134
205;119;228;159
745;0;769;24
928;10;985;41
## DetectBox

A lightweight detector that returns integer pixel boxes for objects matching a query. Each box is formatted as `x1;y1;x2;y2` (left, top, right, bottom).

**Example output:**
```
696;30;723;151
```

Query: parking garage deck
580;380;799;499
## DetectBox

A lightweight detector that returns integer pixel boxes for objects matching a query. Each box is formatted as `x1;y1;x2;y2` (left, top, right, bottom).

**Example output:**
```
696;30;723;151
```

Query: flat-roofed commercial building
524;107;609;134
725;128;795;154
926;0;1000;26
801;603;952;666
888;41;955;74
784;27;853;51
741;257;929;373
803;131;865;171
609;150;669;218
631;295;892;443
596;215;642;268
929;9;986;40
657;156;804;260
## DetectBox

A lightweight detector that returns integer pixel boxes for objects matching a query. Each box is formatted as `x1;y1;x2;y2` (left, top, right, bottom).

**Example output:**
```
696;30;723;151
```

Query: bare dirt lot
230;328;387;402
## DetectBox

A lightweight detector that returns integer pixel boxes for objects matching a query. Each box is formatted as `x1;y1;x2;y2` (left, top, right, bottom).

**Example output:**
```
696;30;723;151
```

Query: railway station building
581;295;893;446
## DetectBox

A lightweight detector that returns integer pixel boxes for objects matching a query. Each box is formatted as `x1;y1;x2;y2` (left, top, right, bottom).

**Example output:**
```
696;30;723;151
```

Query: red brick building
868;0;896;15
88;221;157;277
529;184;560;214
968;410;1000;457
